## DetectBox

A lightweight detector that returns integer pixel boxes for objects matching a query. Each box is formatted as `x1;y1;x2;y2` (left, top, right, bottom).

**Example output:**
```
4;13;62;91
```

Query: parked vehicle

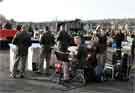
0;29;17;48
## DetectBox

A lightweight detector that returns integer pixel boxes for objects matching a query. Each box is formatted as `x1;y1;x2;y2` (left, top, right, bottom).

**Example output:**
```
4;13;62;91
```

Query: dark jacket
57;30;71;52
132;37;135;56
96;32;107;53
77;44;87;64
40;31;55;49
114;32;125;48
12;31;32;56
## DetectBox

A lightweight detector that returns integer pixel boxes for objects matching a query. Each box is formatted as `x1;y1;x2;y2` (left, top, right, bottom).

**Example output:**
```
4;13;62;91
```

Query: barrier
9;43;46;72
9;44;17;72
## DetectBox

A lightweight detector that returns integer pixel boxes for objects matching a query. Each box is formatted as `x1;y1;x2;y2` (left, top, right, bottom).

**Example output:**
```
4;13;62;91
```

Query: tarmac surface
0;49;134;93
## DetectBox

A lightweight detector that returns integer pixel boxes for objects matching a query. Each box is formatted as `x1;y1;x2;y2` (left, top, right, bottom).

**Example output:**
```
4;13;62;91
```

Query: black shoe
19;75;25;78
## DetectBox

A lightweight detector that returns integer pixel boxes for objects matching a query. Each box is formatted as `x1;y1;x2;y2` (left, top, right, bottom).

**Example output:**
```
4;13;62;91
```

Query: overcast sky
0;0;135;22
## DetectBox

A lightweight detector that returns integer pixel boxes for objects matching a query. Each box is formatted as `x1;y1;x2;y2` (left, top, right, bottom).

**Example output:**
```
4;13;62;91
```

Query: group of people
10;23;135;83
9;24;69;78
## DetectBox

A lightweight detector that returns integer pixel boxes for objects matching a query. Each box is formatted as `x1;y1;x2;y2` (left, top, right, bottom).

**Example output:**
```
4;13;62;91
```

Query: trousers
63;62;69;80
12;47;28;76
39;47;51;73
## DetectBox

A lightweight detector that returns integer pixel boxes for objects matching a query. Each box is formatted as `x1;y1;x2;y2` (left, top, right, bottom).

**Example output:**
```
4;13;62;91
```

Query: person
131;34;135;64
87;36;98;68
33;27;40;39
16;25;22;31
38;26;55;75
113;30;125;60
57;24;71;52
4;21;12;29
74;36;92;82
11;25;32;78
114;30;125;49
96;25;107;65
74;36;87;66
56;24;71;82
95;25;107;81
28;24;34;37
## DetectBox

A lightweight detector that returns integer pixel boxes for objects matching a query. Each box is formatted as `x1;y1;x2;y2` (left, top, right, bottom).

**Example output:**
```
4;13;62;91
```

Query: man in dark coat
56;24;71;81
38;26;55;74
57;24;71;52
11;25;32;78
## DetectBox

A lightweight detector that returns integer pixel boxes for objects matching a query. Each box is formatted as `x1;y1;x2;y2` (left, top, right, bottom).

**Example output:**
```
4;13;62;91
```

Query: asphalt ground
0;49;134;93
